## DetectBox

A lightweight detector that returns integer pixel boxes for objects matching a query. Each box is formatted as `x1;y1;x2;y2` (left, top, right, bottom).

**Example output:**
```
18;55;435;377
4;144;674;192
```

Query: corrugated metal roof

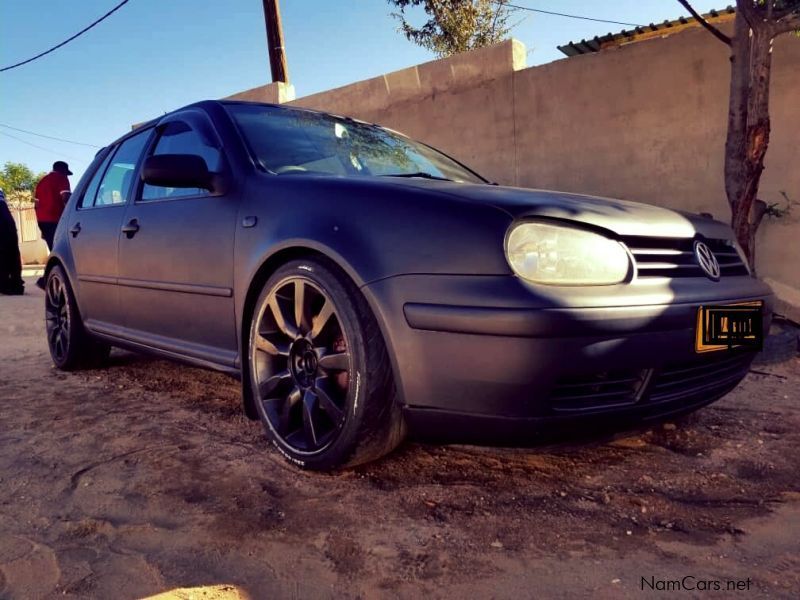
557;5;736;57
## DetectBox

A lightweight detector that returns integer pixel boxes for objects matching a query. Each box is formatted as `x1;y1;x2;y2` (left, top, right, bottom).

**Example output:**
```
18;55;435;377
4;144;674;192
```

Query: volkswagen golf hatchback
44;100;773;469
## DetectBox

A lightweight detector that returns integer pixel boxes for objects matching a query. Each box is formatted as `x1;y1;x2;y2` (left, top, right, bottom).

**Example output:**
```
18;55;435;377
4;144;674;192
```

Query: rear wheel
248;258;404;470
45;265;110;370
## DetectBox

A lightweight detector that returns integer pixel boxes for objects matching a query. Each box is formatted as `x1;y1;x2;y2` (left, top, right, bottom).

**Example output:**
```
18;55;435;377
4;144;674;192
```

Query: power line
0;0;132;73
500;2;643;28
0;123;100;148
0;131;86;164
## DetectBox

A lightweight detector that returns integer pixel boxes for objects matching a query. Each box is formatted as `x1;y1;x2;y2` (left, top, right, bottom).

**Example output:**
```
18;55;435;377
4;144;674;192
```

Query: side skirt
86;320;241;379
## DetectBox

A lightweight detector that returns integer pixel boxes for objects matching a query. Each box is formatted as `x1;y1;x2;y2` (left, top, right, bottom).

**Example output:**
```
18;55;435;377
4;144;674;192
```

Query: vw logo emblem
694;241;721;281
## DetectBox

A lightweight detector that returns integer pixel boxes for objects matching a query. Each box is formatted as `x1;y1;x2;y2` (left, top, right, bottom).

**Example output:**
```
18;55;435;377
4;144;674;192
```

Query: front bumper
361;274;774;441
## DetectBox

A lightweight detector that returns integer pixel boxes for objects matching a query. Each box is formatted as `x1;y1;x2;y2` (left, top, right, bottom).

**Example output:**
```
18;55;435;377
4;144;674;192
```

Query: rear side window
141;121;222;201
80;129;151;208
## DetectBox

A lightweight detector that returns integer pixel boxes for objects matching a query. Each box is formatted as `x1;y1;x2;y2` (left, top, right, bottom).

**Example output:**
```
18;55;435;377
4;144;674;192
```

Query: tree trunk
724;8;752;215
725;4;776;272
733;26;774;270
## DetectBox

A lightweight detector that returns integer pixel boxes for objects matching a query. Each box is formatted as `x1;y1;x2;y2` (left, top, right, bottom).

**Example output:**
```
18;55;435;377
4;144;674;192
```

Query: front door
116;117;239;367
67;129;152;328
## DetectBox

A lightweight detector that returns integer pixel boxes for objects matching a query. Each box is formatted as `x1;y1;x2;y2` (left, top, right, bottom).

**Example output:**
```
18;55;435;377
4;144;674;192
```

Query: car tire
248;258;405;470
45;265;111;370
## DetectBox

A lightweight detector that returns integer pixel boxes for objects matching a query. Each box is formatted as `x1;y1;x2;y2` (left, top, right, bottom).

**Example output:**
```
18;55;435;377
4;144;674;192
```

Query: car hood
380;178;732;239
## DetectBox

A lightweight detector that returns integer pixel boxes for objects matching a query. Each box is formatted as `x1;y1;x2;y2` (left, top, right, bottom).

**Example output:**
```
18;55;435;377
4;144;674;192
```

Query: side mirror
141;154;215;191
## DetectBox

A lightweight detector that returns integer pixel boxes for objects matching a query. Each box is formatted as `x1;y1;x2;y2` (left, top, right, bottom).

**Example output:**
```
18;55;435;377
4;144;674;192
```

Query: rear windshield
225;103;486;184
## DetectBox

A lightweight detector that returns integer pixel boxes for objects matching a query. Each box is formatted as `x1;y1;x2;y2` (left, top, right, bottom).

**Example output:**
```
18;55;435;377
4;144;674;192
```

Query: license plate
695;301;763;353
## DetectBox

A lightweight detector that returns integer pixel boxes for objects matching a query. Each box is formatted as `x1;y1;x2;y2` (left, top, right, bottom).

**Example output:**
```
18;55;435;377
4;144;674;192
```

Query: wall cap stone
764;277;800;325
225;81;296;104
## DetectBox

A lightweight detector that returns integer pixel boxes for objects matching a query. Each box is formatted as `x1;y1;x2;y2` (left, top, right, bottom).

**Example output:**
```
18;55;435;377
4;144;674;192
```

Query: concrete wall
286;40;526;186
226;33;800;316
11;206;49;265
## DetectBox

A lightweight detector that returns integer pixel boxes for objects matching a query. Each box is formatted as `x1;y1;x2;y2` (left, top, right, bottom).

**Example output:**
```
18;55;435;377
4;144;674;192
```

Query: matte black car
44;100;773;469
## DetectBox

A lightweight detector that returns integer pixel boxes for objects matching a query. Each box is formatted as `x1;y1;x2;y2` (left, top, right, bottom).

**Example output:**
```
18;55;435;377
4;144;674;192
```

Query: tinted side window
79;150;115;209
94;130;151;207
141;121;222;201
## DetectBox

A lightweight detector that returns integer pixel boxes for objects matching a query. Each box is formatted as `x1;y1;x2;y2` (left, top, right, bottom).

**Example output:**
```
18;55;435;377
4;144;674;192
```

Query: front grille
549;368;650;412
622;236;749;278
547;351;754;414
649;351;754;403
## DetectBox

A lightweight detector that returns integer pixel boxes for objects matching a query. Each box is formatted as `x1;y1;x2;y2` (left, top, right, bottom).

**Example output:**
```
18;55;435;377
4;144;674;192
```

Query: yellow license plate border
695;300;763;354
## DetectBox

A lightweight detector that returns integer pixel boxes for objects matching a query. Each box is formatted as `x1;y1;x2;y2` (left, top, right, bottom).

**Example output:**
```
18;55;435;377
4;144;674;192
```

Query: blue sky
1;0;723;182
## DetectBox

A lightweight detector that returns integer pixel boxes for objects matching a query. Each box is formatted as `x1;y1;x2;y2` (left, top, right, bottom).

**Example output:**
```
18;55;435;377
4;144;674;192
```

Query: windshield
225;103;487;184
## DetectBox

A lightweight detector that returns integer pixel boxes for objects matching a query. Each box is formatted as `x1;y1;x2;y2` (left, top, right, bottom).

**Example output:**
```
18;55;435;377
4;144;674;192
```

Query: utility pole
262;0;289;83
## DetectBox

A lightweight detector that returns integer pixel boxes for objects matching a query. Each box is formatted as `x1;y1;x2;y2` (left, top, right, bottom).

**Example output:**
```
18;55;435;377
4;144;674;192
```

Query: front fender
232;175;514;416
233;175;514;329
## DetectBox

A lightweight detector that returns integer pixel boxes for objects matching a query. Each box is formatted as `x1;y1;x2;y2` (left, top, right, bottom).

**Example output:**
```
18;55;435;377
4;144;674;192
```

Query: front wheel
248;258;404;470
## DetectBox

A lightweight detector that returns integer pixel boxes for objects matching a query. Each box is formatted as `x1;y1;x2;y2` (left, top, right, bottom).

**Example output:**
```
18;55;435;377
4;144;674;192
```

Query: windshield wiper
380;171;452;182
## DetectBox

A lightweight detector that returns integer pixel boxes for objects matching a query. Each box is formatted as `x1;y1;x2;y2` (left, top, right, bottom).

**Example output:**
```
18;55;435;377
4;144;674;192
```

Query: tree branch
736;0;760;28
772;4;800;21
772;12;800;35
676;0;732;45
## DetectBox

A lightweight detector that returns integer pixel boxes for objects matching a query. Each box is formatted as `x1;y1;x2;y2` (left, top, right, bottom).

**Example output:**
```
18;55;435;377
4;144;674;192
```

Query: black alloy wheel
45;271;70;364
252;276;350;452
44;265;110;370
249;259;405;470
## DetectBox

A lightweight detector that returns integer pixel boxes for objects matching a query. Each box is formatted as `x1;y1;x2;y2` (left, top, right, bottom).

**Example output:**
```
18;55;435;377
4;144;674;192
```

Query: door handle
69;223;81;237
121;218;140;238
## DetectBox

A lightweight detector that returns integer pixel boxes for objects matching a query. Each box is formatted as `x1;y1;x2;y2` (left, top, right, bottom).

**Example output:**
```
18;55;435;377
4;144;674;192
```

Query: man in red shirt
35;160;72;249
34;160;72;289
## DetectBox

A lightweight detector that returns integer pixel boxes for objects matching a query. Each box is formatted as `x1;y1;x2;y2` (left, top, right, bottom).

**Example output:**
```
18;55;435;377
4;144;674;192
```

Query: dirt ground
1;280;799;600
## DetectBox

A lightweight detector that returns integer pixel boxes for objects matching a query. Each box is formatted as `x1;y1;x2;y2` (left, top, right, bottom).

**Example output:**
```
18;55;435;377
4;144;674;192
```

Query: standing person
34;160;72;289
0;188;25;295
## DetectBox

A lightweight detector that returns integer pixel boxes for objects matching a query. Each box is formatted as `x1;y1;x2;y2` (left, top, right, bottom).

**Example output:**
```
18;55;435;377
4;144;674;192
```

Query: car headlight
505;221;630;285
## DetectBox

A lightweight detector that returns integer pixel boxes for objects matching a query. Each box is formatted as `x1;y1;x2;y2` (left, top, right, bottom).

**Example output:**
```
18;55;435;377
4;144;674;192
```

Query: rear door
116;112;240;366
66;129;152;328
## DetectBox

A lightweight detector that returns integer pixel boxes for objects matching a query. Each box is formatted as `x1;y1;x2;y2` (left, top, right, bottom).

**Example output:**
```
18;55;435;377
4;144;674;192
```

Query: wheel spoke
258;370;291;399
46;278;59;305
318;351;350;373
301;389;320;448
267;386;300;436
255;333;288;356
310;300;334;340
269;295;299;339
55;332;66;358
315;382;344;425
294;280;312;334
